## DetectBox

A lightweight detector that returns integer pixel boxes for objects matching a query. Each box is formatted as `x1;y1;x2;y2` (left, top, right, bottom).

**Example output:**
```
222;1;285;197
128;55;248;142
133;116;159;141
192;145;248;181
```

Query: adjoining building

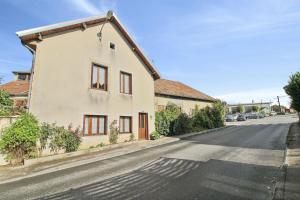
155;79;216;114
0;71;30;107
228;102;272;114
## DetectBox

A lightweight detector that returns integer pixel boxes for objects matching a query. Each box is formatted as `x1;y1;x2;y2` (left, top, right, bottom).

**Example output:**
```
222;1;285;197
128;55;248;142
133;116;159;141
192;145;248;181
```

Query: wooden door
138;113;148;140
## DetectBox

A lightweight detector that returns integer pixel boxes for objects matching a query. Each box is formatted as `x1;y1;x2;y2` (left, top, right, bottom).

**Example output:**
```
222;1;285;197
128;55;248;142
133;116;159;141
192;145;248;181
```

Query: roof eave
16;12;160;80
155;92;216;103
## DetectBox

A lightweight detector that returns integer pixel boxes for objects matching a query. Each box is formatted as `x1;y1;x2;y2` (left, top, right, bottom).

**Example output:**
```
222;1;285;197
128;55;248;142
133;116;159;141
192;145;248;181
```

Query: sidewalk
0;126;228;183
284;123;300;200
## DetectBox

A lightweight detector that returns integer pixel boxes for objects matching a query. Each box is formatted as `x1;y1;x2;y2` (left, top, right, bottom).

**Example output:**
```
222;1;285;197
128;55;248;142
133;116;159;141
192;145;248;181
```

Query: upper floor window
18;74;27;80
120;72;132;94
84;115;107;136
17;74;30;81
91;64;108;91
110;42;115;50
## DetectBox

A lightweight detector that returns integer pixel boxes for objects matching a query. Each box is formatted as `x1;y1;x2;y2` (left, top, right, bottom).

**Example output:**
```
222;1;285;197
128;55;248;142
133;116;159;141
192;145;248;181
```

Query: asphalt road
0;115;297;200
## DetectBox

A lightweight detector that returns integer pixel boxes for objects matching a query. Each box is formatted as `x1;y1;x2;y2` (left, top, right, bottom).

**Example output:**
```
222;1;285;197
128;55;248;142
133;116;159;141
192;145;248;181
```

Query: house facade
155;79;216;114
16;11;160;147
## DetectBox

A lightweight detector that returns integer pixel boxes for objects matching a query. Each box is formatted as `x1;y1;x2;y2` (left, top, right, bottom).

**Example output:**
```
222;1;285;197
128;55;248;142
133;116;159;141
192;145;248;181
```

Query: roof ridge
155;79;216;102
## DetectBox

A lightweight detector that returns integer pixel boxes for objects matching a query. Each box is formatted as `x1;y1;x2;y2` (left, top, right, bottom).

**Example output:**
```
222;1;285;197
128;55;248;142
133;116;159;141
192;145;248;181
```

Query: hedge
155;100;226;136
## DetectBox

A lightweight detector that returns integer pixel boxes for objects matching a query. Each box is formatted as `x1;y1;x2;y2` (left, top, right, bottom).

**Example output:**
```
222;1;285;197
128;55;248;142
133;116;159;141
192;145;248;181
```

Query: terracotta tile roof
155;79;216;102
0;80;29;96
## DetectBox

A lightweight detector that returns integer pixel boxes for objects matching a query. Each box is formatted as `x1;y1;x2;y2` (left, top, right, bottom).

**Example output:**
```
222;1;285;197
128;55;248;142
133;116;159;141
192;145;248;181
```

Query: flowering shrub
0;113;39;164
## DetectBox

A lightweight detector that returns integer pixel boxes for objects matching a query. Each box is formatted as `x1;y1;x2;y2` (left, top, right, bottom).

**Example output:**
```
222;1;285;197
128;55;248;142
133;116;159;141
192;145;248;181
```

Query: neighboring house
154;79;216;114
228;102;272;114
16;11;160;147
0;71;30;107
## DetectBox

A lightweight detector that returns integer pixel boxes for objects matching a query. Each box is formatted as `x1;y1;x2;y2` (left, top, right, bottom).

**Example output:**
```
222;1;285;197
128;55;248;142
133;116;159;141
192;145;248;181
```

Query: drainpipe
22;42;36;112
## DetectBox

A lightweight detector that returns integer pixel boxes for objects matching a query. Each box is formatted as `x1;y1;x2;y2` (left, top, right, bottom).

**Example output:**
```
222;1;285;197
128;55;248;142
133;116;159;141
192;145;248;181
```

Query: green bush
192;108;214;130
252;105;260;112
0;113;39;163
109;120;119;144
64;125;81;152
173;113;192;134
48;125;67;154
44;123;81;154
155;100;226;136
210;100;226;128
96;142;105;148
39;123;55;153
129;133;135;142
150;131;161;140
0;106;12;117
155;103;181;136
0;90;13;106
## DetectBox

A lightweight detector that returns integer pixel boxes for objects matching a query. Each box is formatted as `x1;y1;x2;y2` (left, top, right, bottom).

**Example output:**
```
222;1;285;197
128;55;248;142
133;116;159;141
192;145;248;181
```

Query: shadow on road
37;157;279;200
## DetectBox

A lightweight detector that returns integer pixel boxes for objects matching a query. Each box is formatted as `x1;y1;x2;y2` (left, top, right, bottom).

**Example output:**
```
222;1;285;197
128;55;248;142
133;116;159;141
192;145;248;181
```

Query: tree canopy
284;72;300;113
252;105;260;112
236;105;245;113
0;90;13;106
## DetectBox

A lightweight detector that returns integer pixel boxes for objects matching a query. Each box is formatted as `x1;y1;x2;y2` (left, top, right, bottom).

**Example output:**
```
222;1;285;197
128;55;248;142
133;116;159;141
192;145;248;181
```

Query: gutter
21;42;36;112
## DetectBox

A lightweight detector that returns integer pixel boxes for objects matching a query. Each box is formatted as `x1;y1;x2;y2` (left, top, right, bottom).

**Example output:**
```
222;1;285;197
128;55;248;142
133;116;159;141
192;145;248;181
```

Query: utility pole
277;96;282;113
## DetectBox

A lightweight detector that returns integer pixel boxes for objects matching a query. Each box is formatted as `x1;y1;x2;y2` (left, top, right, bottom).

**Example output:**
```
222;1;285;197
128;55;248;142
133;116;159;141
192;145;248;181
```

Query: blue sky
1;0;300;106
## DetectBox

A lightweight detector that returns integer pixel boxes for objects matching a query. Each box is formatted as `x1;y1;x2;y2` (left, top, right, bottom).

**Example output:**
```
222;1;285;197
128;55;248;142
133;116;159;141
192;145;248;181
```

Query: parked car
232;114;238;120
270;112;277;116
237;114;247;121
247;112;259;119
245;113;252;119
277;112;286;115
226;115;235;122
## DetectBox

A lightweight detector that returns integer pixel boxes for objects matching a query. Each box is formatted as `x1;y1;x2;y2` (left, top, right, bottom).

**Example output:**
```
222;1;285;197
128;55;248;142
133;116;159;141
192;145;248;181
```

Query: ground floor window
119;116;132;133
84;115;107;136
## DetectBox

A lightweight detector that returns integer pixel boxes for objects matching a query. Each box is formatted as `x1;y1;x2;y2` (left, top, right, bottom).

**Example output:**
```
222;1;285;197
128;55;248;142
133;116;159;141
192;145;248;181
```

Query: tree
0;76;2;84
271;105;287;113
0;90;13;106
284;72;300;121
236;105;245;113
252;105;260;112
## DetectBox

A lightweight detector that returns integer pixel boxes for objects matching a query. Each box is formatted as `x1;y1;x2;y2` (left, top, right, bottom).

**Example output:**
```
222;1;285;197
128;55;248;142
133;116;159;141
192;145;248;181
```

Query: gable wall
155;95;213;115
29;21;155;147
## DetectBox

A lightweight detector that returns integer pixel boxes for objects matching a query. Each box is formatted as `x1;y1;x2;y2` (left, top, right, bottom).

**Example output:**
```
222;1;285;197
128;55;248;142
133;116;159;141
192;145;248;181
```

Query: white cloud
215;87;290;106
159;0;300;47
69;0;117;15
0;59;27;66
70;0;102;15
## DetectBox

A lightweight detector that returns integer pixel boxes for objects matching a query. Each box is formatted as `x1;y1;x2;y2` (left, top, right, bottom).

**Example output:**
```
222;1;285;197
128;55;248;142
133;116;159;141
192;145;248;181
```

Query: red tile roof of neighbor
0;80;29;96
155;79;216;102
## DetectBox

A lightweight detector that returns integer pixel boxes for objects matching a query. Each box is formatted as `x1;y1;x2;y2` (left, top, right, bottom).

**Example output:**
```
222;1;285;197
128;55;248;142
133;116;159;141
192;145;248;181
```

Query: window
18;74;27;81
119;116;132;133
110;42;115;50
91;64;108;90
83;115;107;135
120;72;132;94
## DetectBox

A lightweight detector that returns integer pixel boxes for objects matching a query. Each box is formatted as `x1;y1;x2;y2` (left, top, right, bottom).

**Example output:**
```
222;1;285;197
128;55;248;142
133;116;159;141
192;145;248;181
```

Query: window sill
120;93;133;97
83;134;107;137
90;87;108;91
119;132;132;134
